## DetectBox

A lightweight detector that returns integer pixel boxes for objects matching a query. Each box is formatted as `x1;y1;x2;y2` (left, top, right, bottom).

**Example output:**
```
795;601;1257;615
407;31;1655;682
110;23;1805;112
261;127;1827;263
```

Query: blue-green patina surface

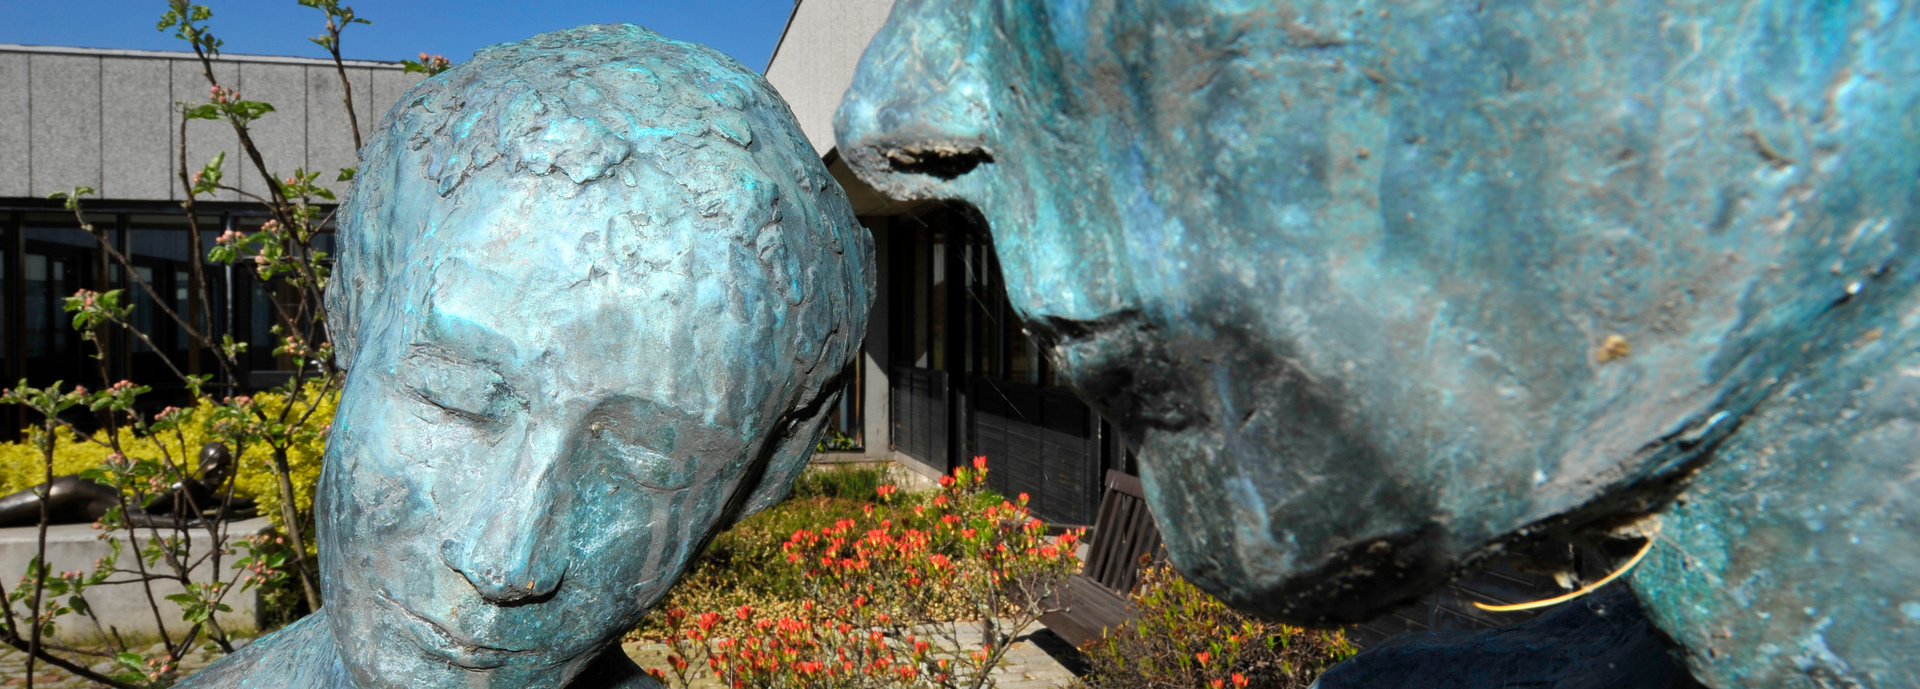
837;1;1917;686
183;24;873;688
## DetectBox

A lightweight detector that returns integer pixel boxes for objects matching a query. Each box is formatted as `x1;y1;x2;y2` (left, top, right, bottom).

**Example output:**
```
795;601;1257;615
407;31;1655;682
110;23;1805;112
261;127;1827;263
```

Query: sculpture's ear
731;386;842;523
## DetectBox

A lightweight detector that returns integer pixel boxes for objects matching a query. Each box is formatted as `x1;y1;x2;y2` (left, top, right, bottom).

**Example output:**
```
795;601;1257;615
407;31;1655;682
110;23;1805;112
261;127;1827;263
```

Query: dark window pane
911;229;930;368
132;266;156;352
25;226;94;248
929;226;945;371
176;269;192;351
25;254;48;358
251;276;275;366
130;229;189;263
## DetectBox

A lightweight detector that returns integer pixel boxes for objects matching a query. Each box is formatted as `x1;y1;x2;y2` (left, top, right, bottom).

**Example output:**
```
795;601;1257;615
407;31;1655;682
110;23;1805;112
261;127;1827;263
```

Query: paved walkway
622;620;1081;689
1;641;225;688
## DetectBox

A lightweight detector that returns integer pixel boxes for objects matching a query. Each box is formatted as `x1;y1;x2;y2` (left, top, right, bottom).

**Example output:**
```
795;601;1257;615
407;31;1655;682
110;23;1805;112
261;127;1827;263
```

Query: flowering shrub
0;381;336;535
651;457;1084;689
1079;558;1358;689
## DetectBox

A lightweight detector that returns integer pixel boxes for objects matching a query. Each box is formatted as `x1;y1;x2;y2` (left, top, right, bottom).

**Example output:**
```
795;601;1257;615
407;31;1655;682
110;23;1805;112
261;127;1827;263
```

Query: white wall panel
763;0;899;156
237;62;306;202
29;54;102;196
100;57;173;200
0;53;29;197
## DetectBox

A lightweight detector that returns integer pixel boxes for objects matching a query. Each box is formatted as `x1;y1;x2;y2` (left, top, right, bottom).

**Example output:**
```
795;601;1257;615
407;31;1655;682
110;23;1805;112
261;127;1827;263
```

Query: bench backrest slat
1083;470;1161;594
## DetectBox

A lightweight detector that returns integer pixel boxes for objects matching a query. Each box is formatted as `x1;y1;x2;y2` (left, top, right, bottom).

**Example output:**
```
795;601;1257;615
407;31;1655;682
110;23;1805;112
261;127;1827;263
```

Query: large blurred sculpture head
838;1;1918;685
309;23;870;688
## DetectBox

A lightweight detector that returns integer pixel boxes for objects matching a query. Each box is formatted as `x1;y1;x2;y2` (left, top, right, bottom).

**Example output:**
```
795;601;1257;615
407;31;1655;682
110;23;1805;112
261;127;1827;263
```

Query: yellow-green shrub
0;382;336;536
0;428;110;496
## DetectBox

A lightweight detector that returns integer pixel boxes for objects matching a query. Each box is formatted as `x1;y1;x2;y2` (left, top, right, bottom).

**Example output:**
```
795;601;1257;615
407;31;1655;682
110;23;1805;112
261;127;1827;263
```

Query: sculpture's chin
327;592;594;689
1132;423;1457;627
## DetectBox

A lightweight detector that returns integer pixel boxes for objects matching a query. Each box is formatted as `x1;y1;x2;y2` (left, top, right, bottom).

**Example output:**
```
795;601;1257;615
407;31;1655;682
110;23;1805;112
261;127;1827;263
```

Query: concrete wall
0;44;421;203
763;0;898;157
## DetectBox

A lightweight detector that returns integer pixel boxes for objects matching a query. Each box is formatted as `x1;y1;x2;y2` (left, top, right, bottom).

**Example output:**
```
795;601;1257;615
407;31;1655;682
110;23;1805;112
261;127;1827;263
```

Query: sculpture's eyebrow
416;307;524;367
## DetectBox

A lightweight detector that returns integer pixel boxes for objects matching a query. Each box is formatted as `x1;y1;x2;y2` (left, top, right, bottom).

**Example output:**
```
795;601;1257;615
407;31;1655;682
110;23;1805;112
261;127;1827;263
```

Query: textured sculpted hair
326;24;873;512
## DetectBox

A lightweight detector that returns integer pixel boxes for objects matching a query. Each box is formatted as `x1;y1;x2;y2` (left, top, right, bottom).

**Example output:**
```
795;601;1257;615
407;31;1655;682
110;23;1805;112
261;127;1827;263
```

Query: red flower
973;456;988;470
1233;673;1250;688
1196;651;1211;665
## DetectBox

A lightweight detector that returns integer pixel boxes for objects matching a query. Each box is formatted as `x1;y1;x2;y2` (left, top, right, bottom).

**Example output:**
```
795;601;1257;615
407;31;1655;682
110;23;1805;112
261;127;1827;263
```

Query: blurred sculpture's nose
834;0;996;200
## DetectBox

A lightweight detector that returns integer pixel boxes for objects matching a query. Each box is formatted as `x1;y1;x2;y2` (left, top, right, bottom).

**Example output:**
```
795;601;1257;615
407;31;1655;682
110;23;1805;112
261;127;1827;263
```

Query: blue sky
0;0;798;72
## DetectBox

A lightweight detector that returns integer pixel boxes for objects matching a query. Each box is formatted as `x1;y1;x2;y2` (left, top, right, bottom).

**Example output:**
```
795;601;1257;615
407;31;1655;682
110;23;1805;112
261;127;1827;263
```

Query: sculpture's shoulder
177;613;352;689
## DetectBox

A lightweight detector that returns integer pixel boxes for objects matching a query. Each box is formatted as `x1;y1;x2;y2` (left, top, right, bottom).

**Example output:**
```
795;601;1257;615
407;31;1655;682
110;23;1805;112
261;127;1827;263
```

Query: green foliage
400;52;454;76
298;0;371;53
647;459;1083;689
183;86;275;126
1079;558;1358;689
815;428;860;452
790;463;886;500
635;465;975;641
188;151;225;198
0;382;338;536
157;0;220;57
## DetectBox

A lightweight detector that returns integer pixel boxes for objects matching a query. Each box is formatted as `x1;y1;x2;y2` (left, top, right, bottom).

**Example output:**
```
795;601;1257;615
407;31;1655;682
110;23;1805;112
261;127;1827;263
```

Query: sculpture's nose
441;510;566;604
835;0;1141;328
439;455;569;605
834;0;996;201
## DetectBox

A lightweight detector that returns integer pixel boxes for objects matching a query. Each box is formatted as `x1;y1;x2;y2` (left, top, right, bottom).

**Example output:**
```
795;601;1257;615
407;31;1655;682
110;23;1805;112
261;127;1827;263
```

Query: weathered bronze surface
183;23;872;688
837;2;1918;686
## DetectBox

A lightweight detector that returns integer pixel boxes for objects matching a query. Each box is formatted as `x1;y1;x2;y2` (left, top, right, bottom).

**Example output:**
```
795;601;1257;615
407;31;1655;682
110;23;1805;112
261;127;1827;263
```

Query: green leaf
184;104;221;120
336;167;356;182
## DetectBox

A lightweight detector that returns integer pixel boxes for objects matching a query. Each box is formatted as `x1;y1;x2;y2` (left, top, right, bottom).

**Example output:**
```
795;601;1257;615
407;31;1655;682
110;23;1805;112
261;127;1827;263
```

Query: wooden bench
1039;469;1162;648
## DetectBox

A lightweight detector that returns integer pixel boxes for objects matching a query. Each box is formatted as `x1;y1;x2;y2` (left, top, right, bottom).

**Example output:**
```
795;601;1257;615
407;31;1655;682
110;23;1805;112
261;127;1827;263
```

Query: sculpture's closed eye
398;350;512;423
589;418;696;491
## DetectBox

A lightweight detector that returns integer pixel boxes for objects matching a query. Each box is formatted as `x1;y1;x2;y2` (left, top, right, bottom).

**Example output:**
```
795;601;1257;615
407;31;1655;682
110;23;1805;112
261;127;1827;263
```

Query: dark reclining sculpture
0;442;255;528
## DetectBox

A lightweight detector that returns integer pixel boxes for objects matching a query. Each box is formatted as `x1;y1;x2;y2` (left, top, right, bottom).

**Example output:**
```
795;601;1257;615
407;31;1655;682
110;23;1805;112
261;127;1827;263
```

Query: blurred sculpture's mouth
378;590;545;670
1028;310;1208;435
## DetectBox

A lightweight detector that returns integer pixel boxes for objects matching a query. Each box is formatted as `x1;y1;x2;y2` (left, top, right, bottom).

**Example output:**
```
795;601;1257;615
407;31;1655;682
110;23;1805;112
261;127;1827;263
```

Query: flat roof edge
763;0;803;73
0;43;408;69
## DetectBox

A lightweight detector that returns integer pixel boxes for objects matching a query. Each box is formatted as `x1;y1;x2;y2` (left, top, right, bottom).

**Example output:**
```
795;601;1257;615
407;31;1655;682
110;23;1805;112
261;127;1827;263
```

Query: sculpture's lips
377;591;544;669
1030;311;1207;433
